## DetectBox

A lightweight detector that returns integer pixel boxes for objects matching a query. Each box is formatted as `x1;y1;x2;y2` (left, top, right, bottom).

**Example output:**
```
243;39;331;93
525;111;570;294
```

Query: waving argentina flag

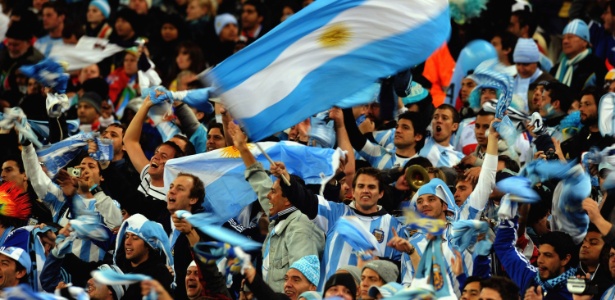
204;0;451;141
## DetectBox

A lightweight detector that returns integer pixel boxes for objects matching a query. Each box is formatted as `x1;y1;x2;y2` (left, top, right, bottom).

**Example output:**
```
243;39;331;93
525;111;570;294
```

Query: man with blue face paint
538;81;574;140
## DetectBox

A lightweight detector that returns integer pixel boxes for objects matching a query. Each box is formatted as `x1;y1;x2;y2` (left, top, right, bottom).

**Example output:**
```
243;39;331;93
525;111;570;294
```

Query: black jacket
550;53;607;97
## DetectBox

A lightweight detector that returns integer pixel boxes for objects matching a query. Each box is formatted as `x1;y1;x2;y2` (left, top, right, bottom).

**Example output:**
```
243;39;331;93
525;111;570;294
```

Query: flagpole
254;143;291;186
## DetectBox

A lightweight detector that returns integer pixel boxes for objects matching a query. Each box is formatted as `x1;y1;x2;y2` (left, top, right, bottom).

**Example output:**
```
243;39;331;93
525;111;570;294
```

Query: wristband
89;184;103;194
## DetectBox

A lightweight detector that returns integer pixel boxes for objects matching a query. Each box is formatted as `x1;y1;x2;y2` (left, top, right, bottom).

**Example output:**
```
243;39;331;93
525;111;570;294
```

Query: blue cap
0;247;31;273
563;19;590;42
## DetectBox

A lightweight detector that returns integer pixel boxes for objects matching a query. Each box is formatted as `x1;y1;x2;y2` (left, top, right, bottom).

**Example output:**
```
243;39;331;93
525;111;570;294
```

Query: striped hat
563;19;589;42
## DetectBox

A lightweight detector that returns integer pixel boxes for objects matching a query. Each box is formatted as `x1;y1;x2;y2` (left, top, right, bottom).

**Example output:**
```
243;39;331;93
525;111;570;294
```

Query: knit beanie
78;92;103;114
324;273;357;300
214;13;237;36
513;38;539;63
89;0;110;19
289;255;320;286
563;19;590;42
362;260;399;283
337;265;362;285
115;8;140;33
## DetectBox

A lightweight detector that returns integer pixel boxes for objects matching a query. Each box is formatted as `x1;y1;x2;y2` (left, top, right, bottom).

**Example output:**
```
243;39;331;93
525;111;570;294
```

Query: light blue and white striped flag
36;132;113;178
164;141;343;224
204;0;450;141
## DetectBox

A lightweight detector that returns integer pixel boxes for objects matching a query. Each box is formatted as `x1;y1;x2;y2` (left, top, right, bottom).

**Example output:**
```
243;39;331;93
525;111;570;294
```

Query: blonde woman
186;0;217;22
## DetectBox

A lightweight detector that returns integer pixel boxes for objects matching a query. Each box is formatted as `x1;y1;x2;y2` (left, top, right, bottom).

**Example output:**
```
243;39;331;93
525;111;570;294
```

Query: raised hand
386;227;413;254
227;122;247;149
329;107;345;128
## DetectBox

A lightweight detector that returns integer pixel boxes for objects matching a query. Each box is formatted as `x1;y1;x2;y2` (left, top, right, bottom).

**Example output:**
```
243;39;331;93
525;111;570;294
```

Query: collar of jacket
269;206;297;222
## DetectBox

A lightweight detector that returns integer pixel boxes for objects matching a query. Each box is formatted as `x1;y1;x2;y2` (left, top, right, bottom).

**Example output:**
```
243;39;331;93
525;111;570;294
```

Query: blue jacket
494;218;573;300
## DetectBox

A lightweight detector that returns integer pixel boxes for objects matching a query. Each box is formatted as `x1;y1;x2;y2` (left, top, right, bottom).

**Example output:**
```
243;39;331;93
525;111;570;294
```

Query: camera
567;277;598;295
544;149;558;160
67;167;81;178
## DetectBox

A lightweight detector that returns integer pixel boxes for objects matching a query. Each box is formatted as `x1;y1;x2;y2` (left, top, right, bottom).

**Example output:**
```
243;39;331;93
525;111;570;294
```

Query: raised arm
271;162;320;219
341;108;367;151
220;105;234;148
123;96;154;173
584;198;615;248
173;102;201;138
228;121;274;216
329;107;356;191
21;143;67;221
462;119;499;218
493;218;536;291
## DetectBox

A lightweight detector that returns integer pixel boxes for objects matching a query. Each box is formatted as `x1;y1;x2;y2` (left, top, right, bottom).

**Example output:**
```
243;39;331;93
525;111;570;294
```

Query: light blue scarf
415;236;454;299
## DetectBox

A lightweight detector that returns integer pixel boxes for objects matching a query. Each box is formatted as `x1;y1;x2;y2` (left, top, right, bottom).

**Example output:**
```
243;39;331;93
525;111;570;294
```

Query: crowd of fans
1;0;615;299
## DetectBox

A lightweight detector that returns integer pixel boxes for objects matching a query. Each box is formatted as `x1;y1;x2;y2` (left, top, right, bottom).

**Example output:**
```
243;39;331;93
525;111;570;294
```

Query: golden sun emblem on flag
220;144;255;158
318;23;351;48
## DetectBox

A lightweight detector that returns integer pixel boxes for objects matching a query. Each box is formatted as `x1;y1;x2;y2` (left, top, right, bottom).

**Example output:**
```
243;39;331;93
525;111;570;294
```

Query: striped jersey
602;285;615;300
138;165;167;201
418;137;464;167
313;196;402;290
373;128;396;151
358;139;414;170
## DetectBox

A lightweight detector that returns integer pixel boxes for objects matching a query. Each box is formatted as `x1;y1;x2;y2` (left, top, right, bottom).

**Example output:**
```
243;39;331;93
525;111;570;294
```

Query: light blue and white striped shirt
373;128;396;151
358;139;414;170
313;196;402;290
418;137;464;167
602;285;615;300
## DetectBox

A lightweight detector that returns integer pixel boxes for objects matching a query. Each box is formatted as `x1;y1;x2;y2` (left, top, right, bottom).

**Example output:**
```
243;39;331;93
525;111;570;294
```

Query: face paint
543;103;556;117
